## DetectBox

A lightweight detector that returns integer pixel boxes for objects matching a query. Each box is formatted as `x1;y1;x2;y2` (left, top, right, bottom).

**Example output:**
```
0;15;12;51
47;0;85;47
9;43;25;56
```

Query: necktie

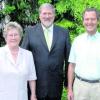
44;29;51;50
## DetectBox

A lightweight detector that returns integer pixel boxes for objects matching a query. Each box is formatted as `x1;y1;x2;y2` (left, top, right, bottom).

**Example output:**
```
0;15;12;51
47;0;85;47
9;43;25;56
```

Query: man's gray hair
39;3;55;14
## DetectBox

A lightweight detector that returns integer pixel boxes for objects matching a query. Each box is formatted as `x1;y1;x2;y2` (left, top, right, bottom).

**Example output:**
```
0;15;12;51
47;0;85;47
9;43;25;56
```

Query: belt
75;74;100;83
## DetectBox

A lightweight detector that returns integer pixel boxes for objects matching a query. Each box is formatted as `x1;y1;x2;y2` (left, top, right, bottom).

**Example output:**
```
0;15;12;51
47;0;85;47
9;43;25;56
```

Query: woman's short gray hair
3;21;23;38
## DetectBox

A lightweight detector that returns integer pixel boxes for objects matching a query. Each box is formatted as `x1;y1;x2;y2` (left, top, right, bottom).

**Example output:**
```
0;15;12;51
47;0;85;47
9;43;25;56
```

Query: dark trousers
28;87;61;100
37;95;61;100
28;83;62;100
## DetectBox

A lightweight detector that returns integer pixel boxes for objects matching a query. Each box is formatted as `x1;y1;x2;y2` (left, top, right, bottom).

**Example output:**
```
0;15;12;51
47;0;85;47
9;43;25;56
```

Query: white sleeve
68;40;76;63
28;52;37;80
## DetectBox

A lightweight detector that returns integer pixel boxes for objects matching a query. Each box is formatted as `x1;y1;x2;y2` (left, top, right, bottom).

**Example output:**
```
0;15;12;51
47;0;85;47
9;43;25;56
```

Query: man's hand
68;89;74;100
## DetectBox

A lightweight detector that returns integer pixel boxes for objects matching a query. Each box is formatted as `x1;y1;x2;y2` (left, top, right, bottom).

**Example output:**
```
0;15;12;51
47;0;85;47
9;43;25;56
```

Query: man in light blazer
21;3;70;100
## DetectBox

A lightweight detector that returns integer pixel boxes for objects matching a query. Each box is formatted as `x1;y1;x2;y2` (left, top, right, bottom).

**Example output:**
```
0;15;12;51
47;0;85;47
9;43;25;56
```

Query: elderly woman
0;22;37;100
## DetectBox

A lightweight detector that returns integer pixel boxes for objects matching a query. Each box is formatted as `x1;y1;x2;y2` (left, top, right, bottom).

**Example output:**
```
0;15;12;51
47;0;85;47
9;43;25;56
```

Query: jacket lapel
37;24;58;52
37;24;49;51
50;25;58;51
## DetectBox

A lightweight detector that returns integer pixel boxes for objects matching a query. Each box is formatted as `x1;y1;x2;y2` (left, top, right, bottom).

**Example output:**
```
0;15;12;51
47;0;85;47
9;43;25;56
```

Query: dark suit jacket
21;23;70;98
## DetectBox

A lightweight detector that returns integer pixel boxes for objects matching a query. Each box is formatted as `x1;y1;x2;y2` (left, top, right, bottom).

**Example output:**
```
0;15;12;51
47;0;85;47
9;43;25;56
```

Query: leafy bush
1;0;100;42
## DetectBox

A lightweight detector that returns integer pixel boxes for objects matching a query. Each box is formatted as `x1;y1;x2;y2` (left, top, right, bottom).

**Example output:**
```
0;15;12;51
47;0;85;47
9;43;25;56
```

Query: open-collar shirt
68;31;100;80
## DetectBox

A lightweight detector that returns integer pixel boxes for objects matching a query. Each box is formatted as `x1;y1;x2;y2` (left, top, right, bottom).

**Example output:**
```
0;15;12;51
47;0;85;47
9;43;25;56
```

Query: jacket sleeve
64;30;71;87
21;27;30;50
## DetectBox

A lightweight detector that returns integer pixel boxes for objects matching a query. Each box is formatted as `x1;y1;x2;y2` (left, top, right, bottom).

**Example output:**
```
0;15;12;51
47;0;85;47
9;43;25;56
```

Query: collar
41;24;53;32
86;31;100;40
4;45;21;54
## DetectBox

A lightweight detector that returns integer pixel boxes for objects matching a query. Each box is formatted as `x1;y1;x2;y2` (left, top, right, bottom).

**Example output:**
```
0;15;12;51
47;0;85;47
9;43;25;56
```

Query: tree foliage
1;0;100;42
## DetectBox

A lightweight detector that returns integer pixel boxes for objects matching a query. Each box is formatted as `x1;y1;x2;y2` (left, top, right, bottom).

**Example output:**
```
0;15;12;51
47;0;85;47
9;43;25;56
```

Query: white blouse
0;45;37;100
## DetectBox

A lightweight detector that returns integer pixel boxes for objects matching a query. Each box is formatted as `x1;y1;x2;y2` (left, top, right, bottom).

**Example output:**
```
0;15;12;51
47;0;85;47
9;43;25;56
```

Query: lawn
61;88;68;100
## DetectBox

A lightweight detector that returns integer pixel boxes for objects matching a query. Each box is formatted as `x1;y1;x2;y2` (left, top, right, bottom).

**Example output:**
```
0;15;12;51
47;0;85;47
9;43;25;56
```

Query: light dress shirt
42;24;53;50
0;45;37;100
68;32;100;80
